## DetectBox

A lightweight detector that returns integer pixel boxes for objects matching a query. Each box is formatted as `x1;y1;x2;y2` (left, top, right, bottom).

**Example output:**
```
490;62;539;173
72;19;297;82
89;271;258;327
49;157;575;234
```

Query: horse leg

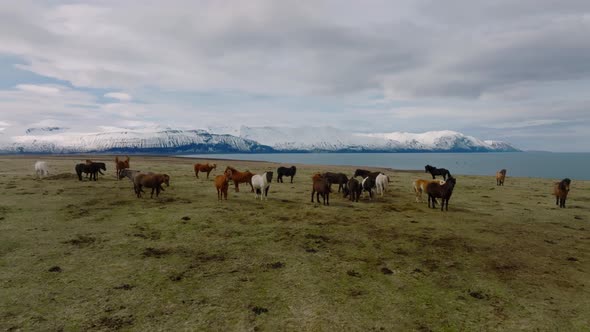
235;183;239;193
290;176;293;184
195;170;199;178
311;190;315;203
264;186;269;200
326;192;329;206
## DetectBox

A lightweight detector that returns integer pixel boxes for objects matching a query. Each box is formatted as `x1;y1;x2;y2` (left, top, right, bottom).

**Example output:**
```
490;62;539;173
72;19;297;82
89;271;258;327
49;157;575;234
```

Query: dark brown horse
225;166;254;192
115;156;130;180
75;162;106;181
133;173;170;198
343;178;362;202
553;178;571;208
194;163;216;179
322;172;349;192
426;176;457;211
496;169;507;186
311;173;331;206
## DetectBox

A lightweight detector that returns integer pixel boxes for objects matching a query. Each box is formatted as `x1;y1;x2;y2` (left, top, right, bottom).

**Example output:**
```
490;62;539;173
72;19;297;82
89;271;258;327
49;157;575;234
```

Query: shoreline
1;154;588;181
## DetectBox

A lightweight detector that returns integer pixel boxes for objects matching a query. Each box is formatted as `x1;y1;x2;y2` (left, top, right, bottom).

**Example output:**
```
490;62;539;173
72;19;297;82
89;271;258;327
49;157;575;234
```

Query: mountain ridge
0;127;520;154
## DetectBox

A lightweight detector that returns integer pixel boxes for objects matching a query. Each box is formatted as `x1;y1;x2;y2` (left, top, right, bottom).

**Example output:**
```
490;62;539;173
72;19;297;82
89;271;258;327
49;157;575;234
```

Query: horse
194;163;216;179
34;161;49;178
375;173;389;197
225;166;254;192
496;169;507;186
413;179;445;203
215;169;232;201
353;169;381;180
343;178;362;202
426;176;457;211
311;173;331;206
251;171;273;200
322;172;349;192
425;165;451;180
75;162;106;181
553;178;571;208
361;176;376;200
115;156;130;180
133;173;170;198
277;166;297;183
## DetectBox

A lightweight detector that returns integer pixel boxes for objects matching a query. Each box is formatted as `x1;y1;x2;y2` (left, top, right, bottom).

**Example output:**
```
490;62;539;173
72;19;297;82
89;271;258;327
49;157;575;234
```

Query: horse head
560;178;571;192
265;171;273;183
446;176;457;188
211;163;217;169
225;169;233;180
162;174;170;187
425;165;432;172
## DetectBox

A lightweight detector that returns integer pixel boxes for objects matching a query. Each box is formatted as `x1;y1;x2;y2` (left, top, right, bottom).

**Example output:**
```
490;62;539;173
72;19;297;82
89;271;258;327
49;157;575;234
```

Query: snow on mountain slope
239;126;519;152
239;126;402;151
1;128;273;153
0;126;519;153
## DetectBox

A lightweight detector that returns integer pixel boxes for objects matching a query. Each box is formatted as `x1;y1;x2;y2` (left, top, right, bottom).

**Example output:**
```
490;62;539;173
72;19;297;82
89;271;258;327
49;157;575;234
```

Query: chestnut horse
225;166;254;192
215;169;232;200
496;169;507;186
115;156;130;180
194;163;216;179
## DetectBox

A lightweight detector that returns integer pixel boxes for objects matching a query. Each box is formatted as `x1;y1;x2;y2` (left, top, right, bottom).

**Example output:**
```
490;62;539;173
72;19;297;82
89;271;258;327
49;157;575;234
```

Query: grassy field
1;155;589;331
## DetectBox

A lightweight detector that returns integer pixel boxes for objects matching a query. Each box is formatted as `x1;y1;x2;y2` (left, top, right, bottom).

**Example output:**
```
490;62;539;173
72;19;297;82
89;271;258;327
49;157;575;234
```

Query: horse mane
559;178;571;191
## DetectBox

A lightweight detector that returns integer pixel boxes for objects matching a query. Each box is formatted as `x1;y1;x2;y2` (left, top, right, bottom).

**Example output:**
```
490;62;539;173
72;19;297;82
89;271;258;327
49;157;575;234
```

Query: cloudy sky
1;0;589;151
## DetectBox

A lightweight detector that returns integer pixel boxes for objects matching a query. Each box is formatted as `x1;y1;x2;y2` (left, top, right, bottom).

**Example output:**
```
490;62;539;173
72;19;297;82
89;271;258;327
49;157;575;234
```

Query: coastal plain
1;155;589;331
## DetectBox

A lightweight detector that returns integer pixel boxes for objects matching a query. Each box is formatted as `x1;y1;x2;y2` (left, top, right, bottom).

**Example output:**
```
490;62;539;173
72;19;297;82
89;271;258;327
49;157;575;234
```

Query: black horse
277;166;297;183
75;162;106;181
353;169;381;180
343;178;362;202
322;172;349;192
425;165;451;180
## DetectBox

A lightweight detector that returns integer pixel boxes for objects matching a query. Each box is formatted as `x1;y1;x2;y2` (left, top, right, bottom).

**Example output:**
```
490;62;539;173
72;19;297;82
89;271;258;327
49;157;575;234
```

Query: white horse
34;161;49;178
251;171;273;200
375;173;389;197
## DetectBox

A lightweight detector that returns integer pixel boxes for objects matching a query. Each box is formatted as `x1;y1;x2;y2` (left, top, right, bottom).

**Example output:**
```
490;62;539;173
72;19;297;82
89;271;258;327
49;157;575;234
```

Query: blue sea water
182;152;590;180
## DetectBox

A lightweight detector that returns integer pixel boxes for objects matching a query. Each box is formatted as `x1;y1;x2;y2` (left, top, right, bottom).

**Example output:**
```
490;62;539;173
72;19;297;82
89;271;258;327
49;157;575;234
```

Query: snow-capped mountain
0;128;274;154
238;126;520;152
0;126;519;153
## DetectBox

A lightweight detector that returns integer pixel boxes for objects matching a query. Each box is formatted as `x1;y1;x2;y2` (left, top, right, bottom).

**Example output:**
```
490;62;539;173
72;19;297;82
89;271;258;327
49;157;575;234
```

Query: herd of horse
33;156;573;210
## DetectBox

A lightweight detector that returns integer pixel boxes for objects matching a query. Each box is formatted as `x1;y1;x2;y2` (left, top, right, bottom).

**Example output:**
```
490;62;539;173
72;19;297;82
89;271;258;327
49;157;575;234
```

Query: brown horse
214;169;232;200
225;166;254;192
553;178;571;208
311;173;331;206
496;169;507;186
115;156;130;180
133;173;170;198
194;163;216;179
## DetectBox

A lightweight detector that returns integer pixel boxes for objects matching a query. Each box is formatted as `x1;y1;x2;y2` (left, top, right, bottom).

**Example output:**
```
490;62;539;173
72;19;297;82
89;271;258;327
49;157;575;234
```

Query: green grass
1;155;589;331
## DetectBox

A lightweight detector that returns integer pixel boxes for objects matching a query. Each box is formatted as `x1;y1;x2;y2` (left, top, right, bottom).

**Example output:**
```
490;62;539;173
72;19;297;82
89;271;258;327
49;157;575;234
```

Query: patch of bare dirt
62;234;96;247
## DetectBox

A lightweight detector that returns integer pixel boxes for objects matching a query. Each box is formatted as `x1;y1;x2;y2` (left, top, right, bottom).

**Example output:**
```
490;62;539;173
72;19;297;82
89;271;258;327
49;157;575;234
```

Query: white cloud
16;84;61;95
104;92;132;101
